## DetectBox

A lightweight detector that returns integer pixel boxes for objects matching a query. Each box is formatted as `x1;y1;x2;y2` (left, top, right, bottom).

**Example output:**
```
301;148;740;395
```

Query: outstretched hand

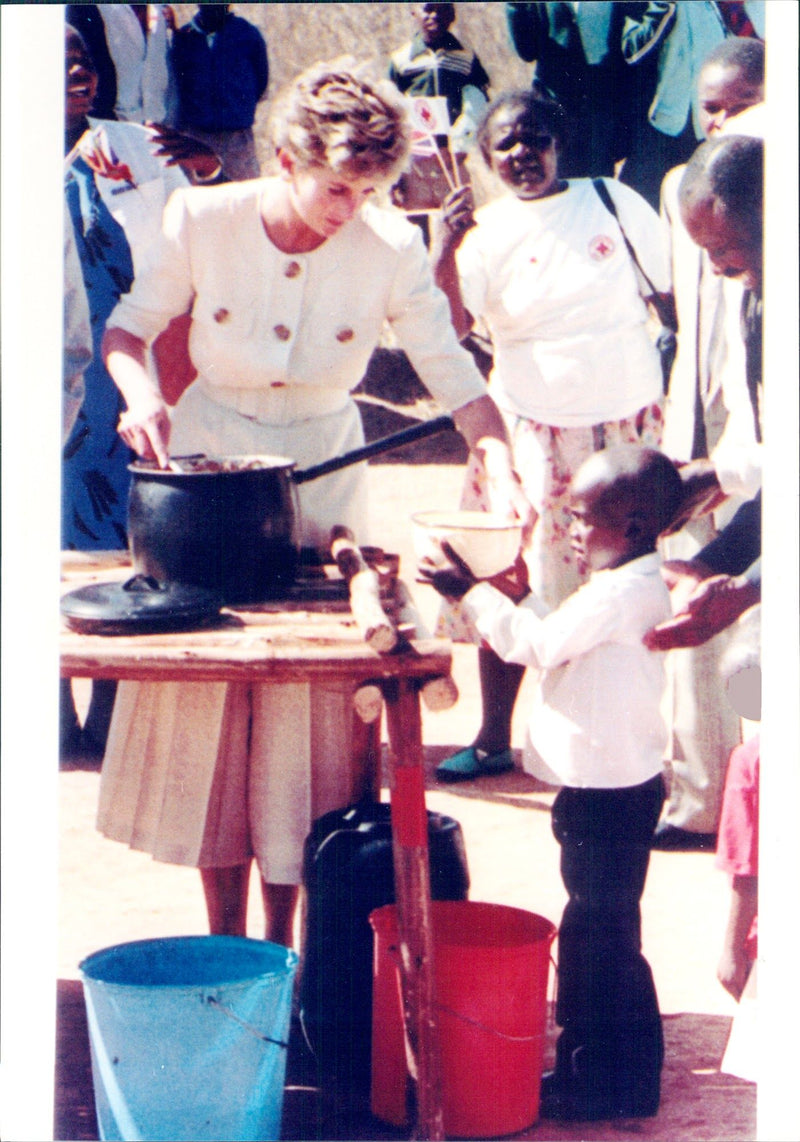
643;563;760;650
147;123;222;182
418;543;530;604
417;541;477;599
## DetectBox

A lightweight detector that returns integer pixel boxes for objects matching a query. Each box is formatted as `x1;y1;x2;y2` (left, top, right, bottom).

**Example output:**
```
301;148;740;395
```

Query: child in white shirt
421;444;684;1120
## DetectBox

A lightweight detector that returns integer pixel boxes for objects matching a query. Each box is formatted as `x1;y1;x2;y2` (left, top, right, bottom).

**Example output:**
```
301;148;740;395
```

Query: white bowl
412;510;523;580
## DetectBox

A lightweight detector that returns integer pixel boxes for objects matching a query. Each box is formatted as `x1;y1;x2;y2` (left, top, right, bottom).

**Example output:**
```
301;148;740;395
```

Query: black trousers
551;773;666;1116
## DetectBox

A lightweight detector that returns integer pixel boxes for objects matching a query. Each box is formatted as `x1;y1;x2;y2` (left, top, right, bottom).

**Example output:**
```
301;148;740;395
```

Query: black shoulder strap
591;178;659;300
592;176;618;221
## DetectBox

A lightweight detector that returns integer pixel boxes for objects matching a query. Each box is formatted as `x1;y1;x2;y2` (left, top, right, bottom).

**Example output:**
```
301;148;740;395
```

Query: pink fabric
716;734;759;958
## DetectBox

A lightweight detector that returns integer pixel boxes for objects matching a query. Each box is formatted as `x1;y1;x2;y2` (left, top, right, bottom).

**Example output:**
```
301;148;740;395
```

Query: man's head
569;446;684;574
65;25;98;134
678;135;763;291
412;4;456;48
195;5;230;34
698;37;765;137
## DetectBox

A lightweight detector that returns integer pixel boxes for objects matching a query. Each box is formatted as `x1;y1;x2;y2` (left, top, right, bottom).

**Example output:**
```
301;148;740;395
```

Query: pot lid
61;574;224;635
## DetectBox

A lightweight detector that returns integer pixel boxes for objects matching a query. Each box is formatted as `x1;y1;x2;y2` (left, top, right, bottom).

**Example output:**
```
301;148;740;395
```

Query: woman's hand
485;468;538;543
452;396;538;539
103;326;172;467
118;397;172;466
430;185;476;253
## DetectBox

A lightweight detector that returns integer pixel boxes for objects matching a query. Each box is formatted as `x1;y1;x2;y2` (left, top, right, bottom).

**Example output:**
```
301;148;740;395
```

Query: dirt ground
52;463;766;1142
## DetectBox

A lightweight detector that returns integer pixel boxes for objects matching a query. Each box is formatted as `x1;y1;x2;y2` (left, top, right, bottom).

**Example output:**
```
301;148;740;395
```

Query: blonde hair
270;58;412;183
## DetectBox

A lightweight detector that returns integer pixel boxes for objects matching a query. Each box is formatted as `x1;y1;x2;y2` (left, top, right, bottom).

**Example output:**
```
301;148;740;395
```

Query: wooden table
60;553;449;1140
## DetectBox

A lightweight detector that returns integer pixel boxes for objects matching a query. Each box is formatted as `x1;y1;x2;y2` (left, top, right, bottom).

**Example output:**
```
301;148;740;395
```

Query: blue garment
505;2;632;177
621;2;743;138
171;13;268;132
63;158;134;550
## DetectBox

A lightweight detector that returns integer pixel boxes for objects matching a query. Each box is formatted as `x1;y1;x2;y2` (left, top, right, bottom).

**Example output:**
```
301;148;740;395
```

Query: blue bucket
79;936;298;1141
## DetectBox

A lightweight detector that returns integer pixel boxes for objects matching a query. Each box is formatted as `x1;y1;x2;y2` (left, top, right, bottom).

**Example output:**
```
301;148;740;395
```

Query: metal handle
122;574;163;593
293;415;455;485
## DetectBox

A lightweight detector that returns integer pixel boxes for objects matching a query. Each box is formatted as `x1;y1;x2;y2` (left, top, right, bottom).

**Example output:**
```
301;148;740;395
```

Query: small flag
408;96;450;156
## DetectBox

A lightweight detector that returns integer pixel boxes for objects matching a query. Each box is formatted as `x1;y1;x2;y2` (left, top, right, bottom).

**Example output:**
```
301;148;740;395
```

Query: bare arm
452;394;536;536
429;185;476;341
102;326;171;467
718;875;758;1002
642;563;760;650
430;191;534;534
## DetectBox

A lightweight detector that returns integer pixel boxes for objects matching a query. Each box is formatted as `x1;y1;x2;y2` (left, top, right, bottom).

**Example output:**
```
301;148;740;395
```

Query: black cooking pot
127;415;454;604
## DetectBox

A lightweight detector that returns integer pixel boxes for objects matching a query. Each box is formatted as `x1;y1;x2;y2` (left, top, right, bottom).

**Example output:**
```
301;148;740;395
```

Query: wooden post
383;676;444;1141
331;526;398;653
394;579;459;711
351;695;382;803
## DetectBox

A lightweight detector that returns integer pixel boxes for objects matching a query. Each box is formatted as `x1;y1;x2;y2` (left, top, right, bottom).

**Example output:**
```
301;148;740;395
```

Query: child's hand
417;541;477;599
488;552;530;603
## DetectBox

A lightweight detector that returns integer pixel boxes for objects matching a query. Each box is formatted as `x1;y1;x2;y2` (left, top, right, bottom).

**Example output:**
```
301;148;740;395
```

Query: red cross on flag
408;95;450;156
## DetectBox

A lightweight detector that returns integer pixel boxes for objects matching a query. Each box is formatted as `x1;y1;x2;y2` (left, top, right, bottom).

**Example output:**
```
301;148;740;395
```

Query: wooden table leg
350;691;383;803
383;676;444;1142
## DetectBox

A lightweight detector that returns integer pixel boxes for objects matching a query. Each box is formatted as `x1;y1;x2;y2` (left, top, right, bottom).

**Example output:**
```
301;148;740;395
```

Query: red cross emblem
589;234;615;260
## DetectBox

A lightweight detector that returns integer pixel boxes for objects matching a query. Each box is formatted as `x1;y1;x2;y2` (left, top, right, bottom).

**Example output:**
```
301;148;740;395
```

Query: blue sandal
435;746;514;784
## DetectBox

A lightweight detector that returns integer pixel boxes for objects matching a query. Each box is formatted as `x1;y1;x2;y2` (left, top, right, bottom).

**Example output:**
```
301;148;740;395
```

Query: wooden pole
331;526;398;653
383;676;444;1141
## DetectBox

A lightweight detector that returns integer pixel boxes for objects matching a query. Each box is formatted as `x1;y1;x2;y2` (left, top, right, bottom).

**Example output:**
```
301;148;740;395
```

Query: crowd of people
61;2;768;1125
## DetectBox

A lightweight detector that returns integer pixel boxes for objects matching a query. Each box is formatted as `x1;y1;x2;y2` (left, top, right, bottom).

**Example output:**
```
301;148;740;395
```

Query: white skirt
98;385;375;882
169;381;371;551
98;678;371;884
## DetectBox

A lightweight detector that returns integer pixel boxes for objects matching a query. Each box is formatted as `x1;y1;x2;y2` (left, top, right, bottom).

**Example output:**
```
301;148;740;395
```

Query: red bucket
369;900;556;1138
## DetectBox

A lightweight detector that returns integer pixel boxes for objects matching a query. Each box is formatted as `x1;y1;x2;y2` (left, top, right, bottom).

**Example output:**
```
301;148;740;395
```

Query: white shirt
660;163;732;463
707;107;765;499
456;178;667;427
100;4;175;124
109;180;488;426
78;118;187;276
463;553;671;788
710;278;762;500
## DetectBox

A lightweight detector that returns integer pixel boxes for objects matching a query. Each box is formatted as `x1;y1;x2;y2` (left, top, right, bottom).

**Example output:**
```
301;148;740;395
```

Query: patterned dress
63;157;135;550
438;178;667;639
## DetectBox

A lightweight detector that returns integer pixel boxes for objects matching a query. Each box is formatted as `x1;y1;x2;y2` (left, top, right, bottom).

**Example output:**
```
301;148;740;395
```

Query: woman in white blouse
100;60;526;944
430;85;669;783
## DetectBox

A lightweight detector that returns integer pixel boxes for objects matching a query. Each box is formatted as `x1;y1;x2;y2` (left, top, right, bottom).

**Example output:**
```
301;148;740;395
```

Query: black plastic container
299;799;469;1092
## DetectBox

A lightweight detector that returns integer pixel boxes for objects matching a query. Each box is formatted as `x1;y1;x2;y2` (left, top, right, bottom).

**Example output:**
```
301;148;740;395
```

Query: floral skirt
437;402;664;641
